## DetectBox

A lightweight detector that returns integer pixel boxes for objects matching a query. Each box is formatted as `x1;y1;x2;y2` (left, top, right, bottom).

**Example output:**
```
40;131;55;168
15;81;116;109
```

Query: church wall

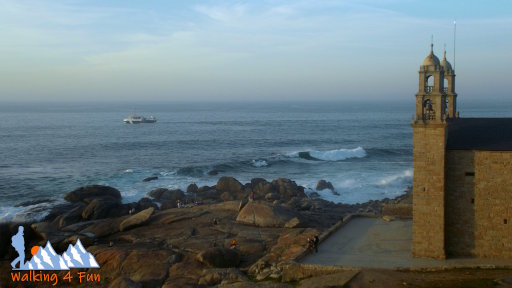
473;151;512;258
445;150;475;256
412;124;446;259
445;150;512;259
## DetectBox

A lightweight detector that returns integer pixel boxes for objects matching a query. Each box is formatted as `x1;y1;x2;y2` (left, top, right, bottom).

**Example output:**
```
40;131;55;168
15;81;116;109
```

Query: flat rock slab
301;217;512;269
120;207;154;232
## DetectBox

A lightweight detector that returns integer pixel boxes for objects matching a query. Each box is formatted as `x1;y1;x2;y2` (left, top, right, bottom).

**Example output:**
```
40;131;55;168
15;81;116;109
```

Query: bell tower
442;50;457;118
411;43;456;259
415;43;447;123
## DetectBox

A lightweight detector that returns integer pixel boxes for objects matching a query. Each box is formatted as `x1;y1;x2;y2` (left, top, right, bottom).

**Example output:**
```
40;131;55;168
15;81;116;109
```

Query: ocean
1;100;511;223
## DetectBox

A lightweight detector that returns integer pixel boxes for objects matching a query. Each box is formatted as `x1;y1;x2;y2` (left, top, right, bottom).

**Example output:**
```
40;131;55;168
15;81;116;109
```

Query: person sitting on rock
230;239;238;249
307;237;314;252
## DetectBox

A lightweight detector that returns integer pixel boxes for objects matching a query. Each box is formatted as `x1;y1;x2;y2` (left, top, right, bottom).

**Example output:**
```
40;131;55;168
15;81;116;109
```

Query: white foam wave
309;147;366;161
124;169;133;173
377;169;412;186
251;160;268;167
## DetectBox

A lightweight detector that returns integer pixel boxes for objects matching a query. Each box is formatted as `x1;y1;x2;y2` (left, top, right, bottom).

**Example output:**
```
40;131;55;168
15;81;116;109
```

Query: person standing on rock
11;226;25;269
313;234;319;253
307;237;314;252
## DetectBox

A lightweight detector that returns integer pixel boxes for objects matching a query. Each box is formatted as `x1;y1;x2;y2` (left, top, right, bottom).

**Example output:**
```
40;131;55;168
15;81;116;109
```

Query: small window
465;172;475;176
505;219;508;225
471;198;474;204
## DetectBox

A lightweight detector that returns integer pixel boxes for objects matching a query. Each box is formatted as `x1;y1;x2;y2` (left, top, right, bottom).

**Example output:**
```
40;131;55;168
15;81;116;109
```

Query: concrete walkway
301;217;512;269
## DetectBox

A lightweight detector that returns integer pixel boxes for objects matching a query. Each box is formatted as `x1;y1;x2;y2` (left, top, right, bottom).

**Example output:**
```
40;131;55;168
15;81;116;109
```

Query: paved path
301;217;512;269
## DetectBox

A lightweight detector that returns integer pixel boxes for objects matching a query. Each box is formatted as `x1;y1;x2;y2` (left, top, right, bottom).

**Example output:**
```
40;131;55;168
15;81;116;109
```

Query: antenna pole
453;20;456;71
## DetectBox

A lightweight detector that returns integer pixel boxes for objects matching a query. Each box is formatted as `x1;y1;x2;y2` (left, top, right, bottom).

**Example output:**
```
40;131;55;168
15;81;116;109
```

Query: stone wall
445;150;512;259
382;204;412;219
445;150;475;257
412;123;447;259
474;151;512;259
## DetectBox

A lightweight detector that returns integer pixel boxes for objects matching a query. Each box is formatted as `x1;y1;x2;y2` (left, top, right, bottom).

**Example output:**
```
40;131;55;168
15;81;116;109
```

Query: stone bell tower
411;43;457;259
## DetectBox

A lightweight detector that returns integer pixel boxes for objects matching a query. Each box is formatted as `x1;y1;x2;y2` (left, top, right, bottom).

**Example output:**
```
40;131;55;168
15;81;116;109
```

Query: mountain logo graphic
10;226;100;270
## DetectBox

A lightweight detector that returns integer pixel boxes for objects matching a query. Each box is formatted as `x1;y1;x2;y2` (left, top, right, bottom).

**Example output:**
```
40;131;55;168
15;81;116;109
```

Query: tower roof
441;50;453;71
423;43;440;66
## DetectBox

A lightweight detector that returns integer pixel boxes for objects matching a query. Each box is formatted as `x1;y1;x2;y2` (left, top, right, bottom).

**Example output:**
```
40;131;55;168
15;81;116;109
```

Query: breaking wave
289;147;367;161
251;160;268;167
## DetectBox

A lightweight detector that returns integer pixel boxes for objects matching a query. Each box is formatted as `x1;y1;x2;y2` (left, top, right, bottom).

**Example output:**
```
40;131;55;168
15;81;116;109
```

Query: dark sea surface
1;100;511;222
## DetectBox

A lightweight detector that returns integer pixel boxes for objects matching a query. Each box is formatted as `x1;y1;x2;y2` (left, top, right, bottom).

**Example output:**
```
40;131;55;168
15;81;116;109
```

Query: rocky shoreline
0;176;411;287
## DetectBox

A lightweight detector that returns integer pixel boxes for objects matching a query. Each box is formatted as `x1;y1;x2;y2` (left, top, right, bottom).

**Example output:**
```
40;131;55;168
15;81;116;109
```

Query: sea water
1;100;511;222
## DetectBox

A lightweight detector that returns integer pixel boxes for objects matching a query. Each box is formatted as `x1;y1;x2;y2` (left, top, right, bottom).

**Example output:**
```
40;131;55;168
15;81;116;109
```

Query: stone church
412;44;512;259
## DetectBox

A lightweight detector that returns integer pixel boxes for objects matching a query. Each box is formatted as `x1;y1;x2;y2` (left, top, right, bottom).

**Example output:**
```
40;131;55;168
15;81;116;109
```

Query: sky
0;0;511;102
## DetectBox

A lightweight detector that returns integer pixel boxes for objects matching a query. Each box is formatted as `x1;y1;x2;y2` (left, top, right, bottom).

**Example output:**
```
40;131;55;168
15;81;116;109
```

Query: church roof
423;43;440;66
447;118;512;151
441;50;453;71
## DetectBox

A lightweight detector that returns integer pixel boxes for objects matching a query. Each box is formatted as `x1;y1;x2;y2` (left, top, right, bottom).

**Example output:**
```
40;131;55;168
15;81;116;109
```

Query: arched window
424;99;432;111
444;79;449;93
423;99;435;120
425;75;434;93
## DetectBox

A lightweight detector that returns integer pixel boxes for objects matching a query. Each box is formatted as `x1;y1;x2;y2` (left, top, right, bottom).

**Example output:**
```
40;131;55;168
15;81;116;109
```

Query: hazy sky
1;0;511;102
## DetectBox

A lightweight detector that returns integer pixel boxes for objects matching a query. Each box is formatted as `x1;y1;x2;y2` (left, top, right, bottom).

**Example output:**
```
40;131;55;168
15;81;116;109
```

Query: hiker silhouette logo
10;226;100;270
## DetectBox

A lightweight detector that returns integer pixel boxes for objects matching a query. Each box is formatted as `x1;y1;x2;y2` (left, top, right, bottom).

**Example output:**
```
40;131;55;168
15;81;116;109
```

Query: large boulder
148;188;185;202
120;207;154;232
187;183;199;193
197;185;215;193
216;177;245;200
136;197;158;211
236;201;302;228
316;180;335;191
43;203;79;222
251;178;306;201
54;203;86;228
142;176;158;182
65;185;122;203
272;178;306;199
82;198;122;220
197;247;241;268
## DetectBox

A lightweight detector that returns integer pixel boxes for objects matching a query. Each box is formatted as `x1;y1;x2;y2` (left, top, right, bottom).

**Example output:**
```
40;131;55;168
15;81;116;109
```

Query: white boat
123;114;157;124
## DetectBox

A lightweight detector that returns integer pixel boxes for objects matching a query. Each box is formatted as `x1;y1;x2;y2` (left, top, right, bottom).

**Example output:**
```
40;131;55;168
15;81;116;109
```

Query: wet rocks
316;180;334;191
250;178;306;201
15;198;54;207
82;197;122;220
136;197;158;211
64;185;122;203
54;203;86;228
148;188;185;209
142;176;158;182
